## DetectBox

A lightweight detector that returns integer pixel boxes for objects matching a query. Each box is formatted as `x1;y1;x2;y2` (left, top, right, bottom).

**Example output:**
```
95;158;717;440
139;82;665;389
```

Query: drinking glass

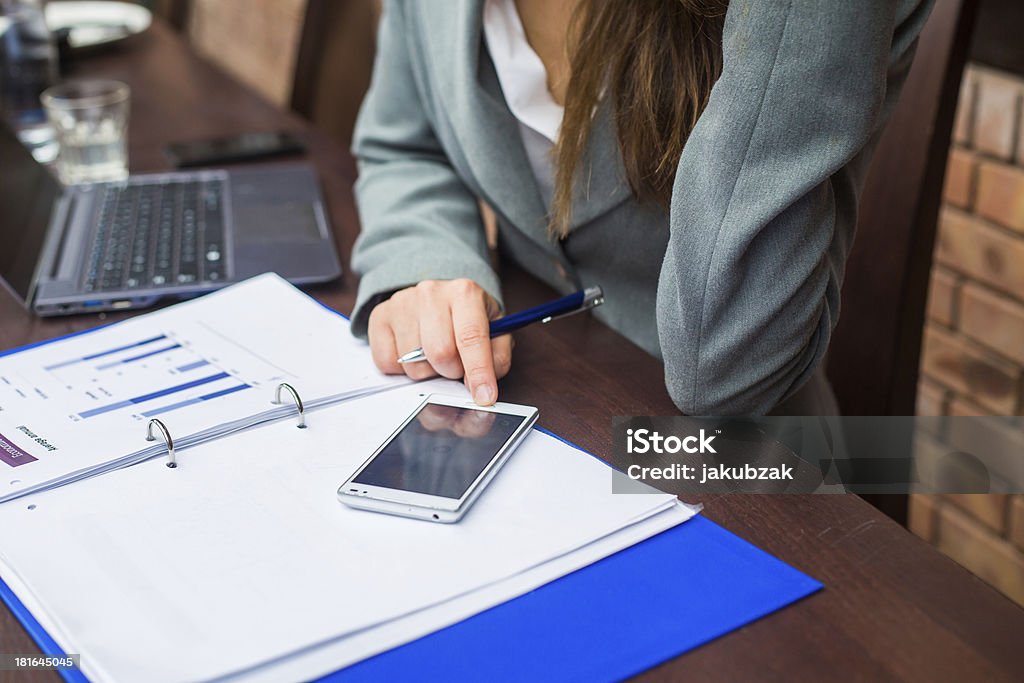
0;0;59;161
41;79;129;184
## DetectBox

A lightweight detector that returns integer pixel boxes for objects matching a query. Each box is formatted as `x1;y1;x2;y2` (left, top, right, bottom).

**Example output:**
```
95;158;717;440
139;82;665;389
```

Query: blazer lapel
421;0;632;245
424;0;551;247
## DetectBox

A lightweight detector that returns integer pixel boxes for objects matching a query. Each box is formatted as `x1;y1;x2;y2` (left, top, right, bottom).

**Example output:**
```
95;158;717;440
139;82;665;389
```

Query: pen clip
541;286;604;324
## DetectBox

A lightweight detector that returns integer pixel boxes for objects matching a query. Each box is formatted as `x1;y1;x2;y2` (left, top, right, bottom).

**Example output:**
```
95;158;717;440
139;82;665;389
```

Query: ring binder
274;383;307;429
146;419;176;468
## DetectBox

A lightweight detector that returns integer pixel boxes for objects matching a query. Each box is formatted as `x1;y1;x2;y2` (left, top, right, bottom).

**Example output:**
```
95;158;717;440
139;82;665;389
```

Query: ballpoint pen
397;286;605;364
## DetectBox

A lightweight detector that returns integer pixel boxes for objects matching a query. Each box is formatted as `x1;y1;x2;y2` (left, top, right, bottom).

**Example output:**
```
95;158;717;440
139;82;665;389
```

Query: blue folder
0;313;822;682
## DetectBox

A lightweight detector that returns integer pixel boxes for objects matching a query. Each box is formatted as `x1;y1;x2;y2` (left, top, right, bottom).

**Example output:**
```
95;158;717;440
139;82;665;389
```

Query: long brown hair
551;0;727;236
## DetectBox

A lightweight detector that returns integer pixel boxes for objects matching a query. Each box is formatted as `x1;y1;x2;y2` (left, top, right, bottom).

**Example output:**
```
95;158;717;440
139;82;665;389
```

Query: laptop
0;123;341;316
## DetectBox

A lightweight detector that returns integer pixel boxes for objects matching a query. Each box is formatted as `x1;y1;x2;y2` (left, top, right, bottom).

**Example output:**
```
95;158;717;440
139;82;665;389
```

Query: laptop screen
0;124;63;303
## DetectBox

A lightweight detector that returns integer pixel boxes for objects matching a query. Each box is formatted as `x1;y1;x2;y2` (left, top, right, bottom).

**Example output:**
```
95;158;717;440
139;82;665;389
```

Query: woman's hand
367;279;512;405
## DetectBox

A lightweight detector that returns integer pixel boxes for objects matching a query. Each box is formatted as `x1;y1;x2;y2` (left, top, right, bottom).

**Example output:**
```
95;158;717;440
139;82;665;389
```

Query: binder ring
146;419;177;468
274;383;306;429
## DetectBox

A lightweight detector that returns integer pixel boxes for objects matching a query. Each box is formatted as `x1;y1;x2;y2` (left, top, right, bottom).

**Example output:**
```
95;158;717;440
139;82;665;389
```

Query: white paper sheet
226;503;691;683
0;380;693;683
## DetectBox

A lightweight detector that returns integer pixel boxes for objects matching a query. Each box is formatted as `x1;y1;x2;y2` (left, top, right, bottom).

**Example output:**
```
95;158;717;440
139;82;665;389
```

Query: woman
349;0;932;414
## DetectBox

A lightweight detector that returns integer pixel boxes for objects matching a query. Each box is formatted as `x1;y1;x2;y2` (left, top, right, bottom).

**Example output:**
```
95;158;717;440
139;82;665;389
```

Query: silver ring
146;418;177;468
274;383;306;429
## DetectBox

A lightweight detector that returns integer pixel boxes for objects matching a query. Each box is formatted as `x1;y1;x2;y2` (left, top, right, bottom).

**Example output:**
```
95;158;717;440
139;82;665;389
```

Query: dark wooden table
2;22;1023;683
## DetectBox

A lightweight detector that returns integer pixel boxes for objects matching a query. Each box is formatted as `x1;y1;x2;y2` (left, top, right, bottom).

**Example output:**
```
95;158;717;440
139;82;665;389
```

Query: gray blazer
350;0;932;415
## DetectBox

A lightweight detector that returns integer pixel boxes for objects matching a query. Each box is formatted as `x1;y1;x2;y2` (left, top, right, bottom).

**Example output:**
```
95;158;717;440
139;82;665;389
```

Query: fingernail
473;384;494;405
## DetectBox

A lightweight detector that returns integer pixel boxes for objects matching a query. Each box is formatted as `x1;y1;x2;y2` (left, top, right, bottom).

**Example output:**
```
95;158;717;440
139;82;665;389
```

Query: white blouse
482;0;564;209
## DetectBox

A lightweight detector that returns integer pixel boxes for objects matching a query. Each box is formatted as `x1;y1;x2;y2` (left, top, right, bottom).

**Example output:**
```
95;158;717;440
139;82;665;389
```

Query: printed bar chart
78;372;233;418
141;384;250;418
44;335;169;371
95;344;183;370
7;325;293;423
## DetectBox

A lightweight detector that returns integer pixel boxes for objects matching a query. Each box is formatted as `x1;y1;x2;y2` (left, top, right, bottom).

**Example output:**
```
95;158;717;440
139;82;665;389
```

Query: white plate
45;1;152;50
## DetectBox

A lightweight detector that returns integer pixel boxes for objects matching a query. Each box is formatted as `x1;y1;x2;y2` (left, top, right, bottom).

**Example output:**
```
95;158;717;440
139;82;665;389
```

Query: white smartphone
337;394;539;523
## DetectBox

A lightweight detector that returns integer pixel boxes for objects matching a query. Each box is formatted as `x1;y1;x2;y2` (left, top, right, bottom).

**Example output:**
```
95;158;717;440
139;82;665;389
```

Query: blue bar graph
95;344;182;370
176;360;210;373
46;335;169;371
141;384;250;418
78;372;231;418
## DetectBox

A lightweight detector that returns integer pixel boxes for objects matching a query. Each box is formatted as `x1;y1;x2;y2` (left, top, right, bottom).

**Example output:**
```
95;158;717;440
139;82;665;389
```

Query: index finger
450;285;497;406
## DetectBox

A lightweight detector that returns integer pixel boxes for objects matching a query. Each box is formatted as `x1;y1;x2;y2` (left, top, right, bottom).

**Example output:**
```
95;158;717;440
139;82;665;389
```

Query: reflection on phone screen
352;405;525;499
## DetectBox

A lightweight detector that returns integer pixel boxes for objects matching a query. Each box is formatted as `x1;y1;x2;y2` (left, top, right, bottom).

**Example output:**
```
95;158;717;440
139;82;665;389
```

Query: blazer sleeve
657;0;931;415
349;0;502;338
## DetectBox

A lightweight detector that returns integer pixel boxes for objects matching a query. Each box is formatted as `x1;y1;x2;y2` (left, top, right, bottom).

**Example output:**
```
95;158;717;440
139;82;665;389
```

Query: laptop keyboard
84;179;226;292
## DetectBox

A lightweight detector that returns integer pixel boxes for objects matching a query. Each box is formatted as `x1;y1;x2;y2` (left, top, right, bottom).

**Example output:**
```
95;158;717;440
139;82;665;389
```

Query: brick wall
910;64;1024;606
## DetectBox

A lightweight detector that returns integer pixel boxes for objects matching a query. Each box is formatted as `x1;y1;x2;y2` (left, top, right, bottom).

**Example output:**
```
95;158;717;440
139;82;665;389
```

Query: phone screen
352;404;526;500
